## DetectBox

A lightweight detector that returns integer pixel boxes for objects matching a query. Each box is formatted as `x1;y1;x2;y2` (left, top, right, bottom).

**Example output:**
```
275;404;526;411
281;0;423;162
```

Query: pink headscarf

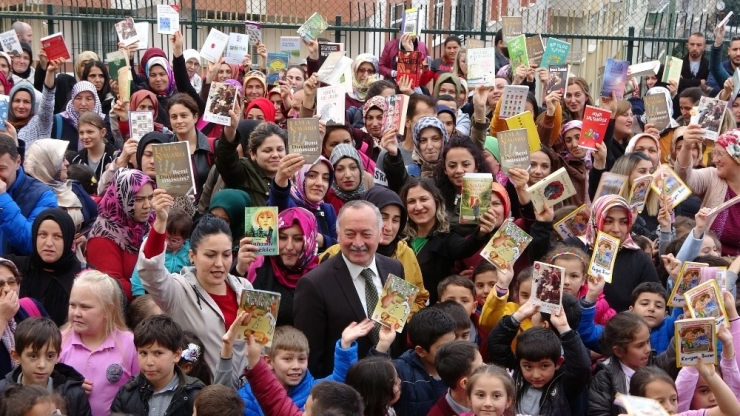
289;156;334;210
581;194;639;250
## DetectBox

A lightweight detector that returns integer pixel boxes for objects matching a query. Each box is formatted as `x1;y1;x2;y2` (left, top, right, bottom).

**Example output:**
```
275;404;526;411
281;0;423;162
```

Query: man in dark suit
293;200;405;378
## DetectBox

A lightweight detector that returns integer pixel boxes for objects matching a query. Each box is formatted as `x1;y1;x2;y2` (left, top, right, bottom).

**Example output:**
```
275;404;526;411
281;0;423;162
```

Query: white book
316;85;345;125
156;5;180;35
129;111;154;142
0;30;21;56
135;22;149;50
466;48;496;88
629;60;661;78
115;18;139;46
316;52;352;85
225;33;250;65
200;28;229;63
499;85;530;119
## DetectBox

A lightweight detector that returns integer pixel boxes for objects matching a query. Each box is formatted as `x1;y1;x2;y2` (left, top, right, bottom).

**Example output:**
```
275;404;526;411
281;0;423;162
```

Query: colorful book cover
397;51;422;88
532;261;565;314
506;34;529;69
540;38;571;67
225;33;250;65
497;128;530;174
578;105;611;149
316;85;345;126
371;274;419;333
733;69;740;100
651;165;692;208
0;30;21;56
118;67;132;103
546;64;569;95
244;21;262;46
280;36;302;63
40;33;70;61
237;289;281;346
668;261;709;307
685;280;727;329
601;58;629;100
114;17;139;46
460;173;493;224
156;4;180;35
318;42;343;66
644;93;671;131
505;111;541;152
690;96;728;140
400;7;420;36
128;110;154;142
244;207;279;256
662;56;683;85
203;82;238;126
466;48;496;88
629;60;661;78
499;85;529;119
588;231;620;283
106;51;128;80
553;204;591;240
526;167;577;213
134;22;149;50
266;52;290;85
700;267;728;292
613;393;670;416
525;35;545;67
593;172;628;200
152;141;196;197
480;219;532;270
628;174;653;213
200;28;229;63
501;16;522;43
383;94;409;136
675;318;717;367
0;95;9;131
297;12;328;42
287;118;322;164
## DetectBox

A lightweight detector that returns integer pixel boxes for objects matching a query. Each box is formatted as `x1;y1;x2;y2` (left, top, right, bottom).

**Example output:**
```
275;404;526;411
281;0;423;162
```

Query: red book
578;105;611;150
40;33;70;61
397;51;421;88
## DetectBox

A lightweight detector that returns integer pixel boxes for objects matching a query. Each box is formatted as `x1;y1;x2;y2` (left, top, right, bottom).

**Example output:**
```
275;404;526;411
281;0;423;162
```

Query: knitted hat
484;136;500;161
436;105;457;126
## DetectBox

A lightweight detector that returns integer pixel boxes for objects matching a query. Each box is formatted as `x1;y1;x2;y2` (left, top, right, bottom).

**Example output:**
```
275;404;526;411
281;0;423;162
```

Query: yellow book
505;111;541;152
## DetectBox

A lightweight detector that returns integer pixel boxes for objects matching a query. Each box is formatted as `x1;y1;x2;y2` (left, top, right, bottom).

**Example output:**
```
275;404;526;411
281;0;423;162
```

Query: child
0;385;66;416
428;340;484;416
345;356;401;416
131;208;193;297
436;300;474;341
0;317;91;415
124;294;162;330
60;270;138;416
478;265;530;334
180;331;212;386
193;385;244;416
471;262;498;314
438;275;489;358
461;364;515;416
374;306;457;416
71;112;116;185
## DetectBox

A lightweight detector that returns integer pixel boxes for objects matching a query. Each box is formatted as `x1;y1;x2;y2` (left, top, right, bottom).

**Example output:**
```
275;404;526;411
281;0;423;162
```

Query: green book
106;50;128;81
506;34;529;69
244;207;279;256
459;173;493;224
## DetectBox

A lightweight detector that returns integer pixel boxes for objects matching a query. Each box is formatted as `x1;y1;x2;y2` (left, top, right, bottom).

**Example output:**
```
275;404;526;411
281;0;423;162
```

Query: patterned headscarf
146;57;176;96
89;169;155;253
582;194;639;250
60;81;104;131
290;156;334;210
329;144;365;201
412;116;449;178
717;128;740;165
558;120;593;170
362;95;388;119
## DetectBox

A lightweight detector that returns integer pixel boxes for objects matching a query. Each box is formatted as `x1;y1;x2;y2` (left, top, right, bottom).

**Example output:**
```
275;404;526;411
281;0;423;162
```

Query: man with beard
708;24;740;95
678;32;709;95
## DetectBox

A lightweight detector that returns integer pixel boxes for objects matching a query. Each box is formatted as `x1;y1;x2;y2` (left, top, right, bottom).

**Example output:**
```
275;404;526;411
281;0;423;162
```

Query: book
266;52;290;85
675;318;717;367
553;204;591;240
685;280;727;328
706;193;740;220
401;7;420;36
152;141;196;197
0;95;9;131
578;105;611;150
156;4;180;35
526;167;577;213
466;48;496;88
371;274;420;333
114;17;139;46
244;21;262;46
501;16;522;43
134;22;149;50
118;66;132;103
397;51;422;88
629;60;661;78
466;39;484;48
651;164;692;208
316;52;353;85
318;42;343;66
644;93;671;131
613;393;670;416
225;33;250;65
383;94;410;136
287;118;322;164
499;85;529;119
203;82;238;126
628;174;653;213
668;261;709;307
316;85;345;126
690;96;728;140
733;69;740;100
460;173;493;224
106;51;128;80
128;110;154;142
588;231;620;283
0;30;21;56
701;267;728;292
200;28;229;63
525;35;545;67
718;11;734;28
244;207;279;256
662;56;683;85
39;33;70;61
532;261;565;314
497;129;530;174
593;172;628;200
540;38;571;67
546;64;569;95
237;289;281;346
506;34;529;69
280;36;302;63
480;218;532;270
505;111;542;152
601;58;629;100
297;12;328;42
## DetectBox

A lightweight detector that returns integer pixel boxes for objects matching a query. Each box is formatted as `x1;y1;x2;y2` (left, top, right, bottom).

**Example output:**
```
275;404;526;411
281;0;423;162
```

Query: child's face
24;401;57;416
629;292;667;329
517;279;532;305
68;285;106;337
555;258;585;297
440;285;477;316
615;324;651;370
691;374;717;409
268;349;308;388
519;358;561;389
468;374;512;416
137;342;181;390
417;332;456;368
644;379;678;414
474;271;498;306
166;233;186;252
454;326;471;341
699;237;719;257
12;343;58;387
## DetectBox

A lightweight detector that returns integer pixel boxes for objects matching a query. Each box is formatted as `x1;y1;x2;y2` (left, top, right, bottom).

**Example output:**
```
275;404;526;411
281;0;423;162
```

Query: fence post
627;26;635;62
335;15;342;43
46;4;54;34
480;0;488;42
191;0;198;49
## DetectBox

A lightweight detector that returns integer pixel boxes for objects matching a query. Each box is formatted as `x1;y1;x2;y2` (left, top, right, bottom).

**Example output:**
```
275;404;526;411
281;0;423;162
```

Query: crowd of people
0;16;739;416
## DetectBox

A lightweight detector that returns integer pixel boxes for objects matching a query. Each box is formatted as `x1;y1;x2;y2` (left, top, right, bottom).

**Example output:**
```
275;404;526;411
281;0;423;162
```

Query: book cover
225;33;250;65
588;231;620;283
651;165;692;208
152;141;196;197
668;261;708;307
662;56;683;85
266;52;290;85
601;58;629;100
706;194;740;219
156;4;180;35
628;174;653;213
460;173;493;224
466;48;496;88
200;28;229;63
134;22;149;50
0;95;9;131
525;35;545;67
700;267;728;292
540;38;571;67
501;16;522;43
613;393;670;416
287;118;322;164
244;207;279;256
280;36;302;63
532;261;565;314
383;94;409;136
733;69;740;100
553;204;591;240
297;12;328;42
316;52;352;85
685;280;727;329
40;33;70;61
115;17;139;46
644;93;671;131
237;289;281;345
499;85;529;119
506;35;529;69
629;60;661;78
497;128;530;174
480;219;532;270
526;167;577;212
675;318;717;367
578;105;611;150
118;66;132;103
128;110;154;142
400;7;420;36
593;172;628;200
0;30;21;56
316;85;345;126
397;51;422;88
690;96;728;140
203;82;238;126
318;42;343;66
106;51;128;80
505;111;541;152
371;274;420;333
546;64;569;95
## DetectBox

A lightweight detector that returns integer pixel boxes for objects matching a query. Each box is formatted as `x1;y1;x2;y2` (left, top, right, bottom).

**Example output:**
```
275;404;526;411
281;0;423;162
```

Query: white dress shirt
342;254;383;314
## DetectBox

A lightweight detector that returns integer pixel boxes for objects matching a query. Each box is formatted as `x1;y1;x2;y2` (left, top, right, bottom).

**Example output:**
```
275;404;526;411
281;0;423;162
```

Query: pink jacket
578;285;617;326
244;358;303;416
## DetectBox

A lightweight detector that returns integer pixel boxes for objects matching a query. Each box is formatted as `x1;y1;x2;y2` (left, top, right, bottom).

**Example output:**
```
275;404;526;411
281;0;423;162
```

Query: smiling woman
52;81;106;151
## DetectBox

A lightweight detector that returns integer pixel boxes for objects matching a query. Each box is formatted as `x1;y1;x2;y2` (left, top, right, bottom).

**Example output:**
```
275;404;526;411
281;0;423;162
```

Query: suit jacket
293;253;405;378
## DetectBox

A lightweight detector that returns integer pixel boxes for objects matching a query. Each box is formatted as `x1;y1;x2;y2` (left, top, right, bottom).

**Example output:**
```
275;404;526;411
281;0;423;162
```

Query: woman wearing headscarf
9;59;60;147
33;51;101;114
0;72;10;96
184;50;203;93
245;97;276;121
325;143;371;214
135;48;168;85
553;120;591;206
51;81;106;151
346;54;378;110
81;61;115;115
134;56;177;129
10;42;34;85
110;89;169;148
87;169;155;301
208;189;252;253
0;51;13;83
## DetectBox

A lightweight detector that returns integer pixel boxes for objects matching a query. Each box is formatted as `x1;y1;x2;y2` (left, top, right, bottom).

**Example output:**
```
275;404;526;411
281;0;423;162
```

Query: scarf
12;43;32;80
412;116;449;178
0;257;20;368
329;144;366;202
89;169;155;253
582;194;640;250
0;72;10;96
209;189;253;244
491;182;512;219
60;81;105;131
23;139;80;208
244;97;276;122
718;128;740;165
138;48;168;77
7;82;36;128
183;49;201;80
558;120;594;170
75;51;100;79
146;57;176;96
290;156;334;210
130;90;166;132
349;54;378;102
362;186;407;257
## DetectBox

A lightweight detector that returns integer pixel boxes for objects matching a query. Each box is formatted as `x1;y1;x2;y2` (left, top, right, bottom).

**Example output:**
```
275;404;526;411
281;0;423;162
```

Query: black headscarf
12;42;33;80
236;119;264;155
362;186;407;257
136;131;172;168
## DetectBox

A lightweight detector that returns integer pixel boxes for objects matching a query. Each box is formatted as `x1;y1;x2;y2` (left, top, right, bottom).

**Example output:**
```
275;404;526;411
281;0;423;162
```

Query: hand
221;310;250;359
376;323;397;353
694;206;712;235
593;141;608;170
276;153;306;187
304;39;319;60
724;291;738;319
72;234;87;253
550;307;571;334
660;254;682;281
643;123;660;138
206;58;224;83
379;128;399;156
657;197;673;231
235;237;259;276
109;79;119;96
508;167;529;190
117;138;138;167
512;65;527;85
584;274;606;302
495;264;515;293
46;58;64;73
257;42;267;62
696;356;717;380
242;54;252;70
667;80;678;98
81;379;92;396
534;204;555;223
400;33;413;51
279;84;292;101
37;49;48;70
3;122;17;144
0;178;7;195
151;188;174;232
717;324;735;359
303;74;318;102
537;67;549;84
397;75;413;95
119;42;137;59
318;118;326;138
600;92;618;114
714;23;727;47
341;319;376;349
512;298;540;321
473;85;491;109
525;66;536;82
544;90;562;116
224;98;242;143
0;290;18;321
477;208;499;237
171;31;184;57
683;123;706;145
112;99;129;122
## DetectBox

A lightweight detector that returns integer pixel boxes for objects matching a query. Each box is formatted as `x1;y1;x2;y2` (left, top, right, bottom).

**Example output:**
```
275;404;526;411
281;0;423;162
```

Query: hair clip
181;343;201;363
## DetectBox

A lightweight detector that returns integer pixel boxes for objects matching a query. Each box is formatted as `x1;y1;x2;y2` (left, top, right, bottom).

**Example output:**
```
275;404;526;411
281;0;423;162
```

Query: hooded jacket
111;366;204;416
0;362;92;416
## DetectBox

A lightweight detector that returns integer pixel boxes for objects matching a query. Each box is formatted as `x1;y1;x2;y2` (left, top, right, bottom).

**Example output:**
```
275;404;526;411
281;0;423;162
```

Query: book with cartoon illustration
588;231;620;283
266;52;290;85
628;174;653;213
675;318;717;367
690;96;728;140
685;280;727;329
129;110;154;142
480;219;532;271
553;204;591;240
297;12;328;42
244;207;279;256
287;118;321;164
371;274;420;333
505;111;541;152
526;167;577;213
506;35;529;70
540;38;571;67
498;129;530;174
700;267;728;293
668;261;709;307
650;164;692;208
578;106;611;150
594;172;628;201
152;141;196;197
460;173;493;224
613;393;670;416
532;262;565;314
237;289;281;346
601;58;629;100
526;35;545;67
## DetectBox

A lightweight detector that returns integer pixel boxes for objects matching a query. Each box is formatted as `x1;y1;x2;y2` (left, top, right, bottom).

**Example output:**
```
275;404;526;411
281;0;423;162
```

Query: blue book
266;52;290;85
0;96;9;131
601;58;629;100
540;38;571;67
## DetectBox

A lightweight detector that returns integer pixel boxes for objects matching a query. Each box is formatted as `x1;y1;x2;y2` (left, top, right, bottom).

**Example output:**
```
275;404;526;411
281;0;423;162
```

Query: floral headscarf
412;116;449;178
329;144;366;201
60;81;104;131
558;120;593;169
582;194;639;250
290;156;334;210
717;128;740;165
146;57;176;96
89;169;155;253
362;95;388;119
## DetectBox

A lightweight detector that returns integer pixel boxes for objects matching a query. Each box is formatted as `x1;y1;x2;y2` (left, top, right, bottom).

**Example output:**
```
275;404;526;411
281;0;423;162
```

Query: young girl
461;364;515;416
60;270;138;416
478;266;532;338
344;356;400;416
180;330;213;386
71;112;116;184
0;385;64;416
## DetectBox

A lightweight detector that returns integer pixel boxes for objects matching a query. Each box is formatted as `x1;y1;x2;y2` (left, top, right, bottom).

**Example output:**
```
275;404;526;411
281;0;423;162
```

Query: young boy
193;385;244;416
111;315;204;416
435;300;472;341
438;275;488;352
373;306;456;416
427;341;484;416
478;266;531;334
0;317;91;416
471;262;498;314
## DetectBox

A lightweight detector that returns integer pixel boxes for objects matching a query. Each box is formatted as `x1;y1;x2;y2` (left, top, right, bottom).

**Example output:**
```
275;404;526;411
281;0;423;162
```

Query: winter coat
0;362;89;416
111;367;204;416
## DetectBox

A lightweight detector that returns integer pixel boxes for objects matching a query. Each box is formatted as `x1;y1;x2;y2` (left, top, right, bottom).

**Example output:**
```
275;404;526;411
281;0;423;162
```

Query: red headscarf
245;97;276;122
0;72;10;96
138;48;168;77
130;90;165;132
